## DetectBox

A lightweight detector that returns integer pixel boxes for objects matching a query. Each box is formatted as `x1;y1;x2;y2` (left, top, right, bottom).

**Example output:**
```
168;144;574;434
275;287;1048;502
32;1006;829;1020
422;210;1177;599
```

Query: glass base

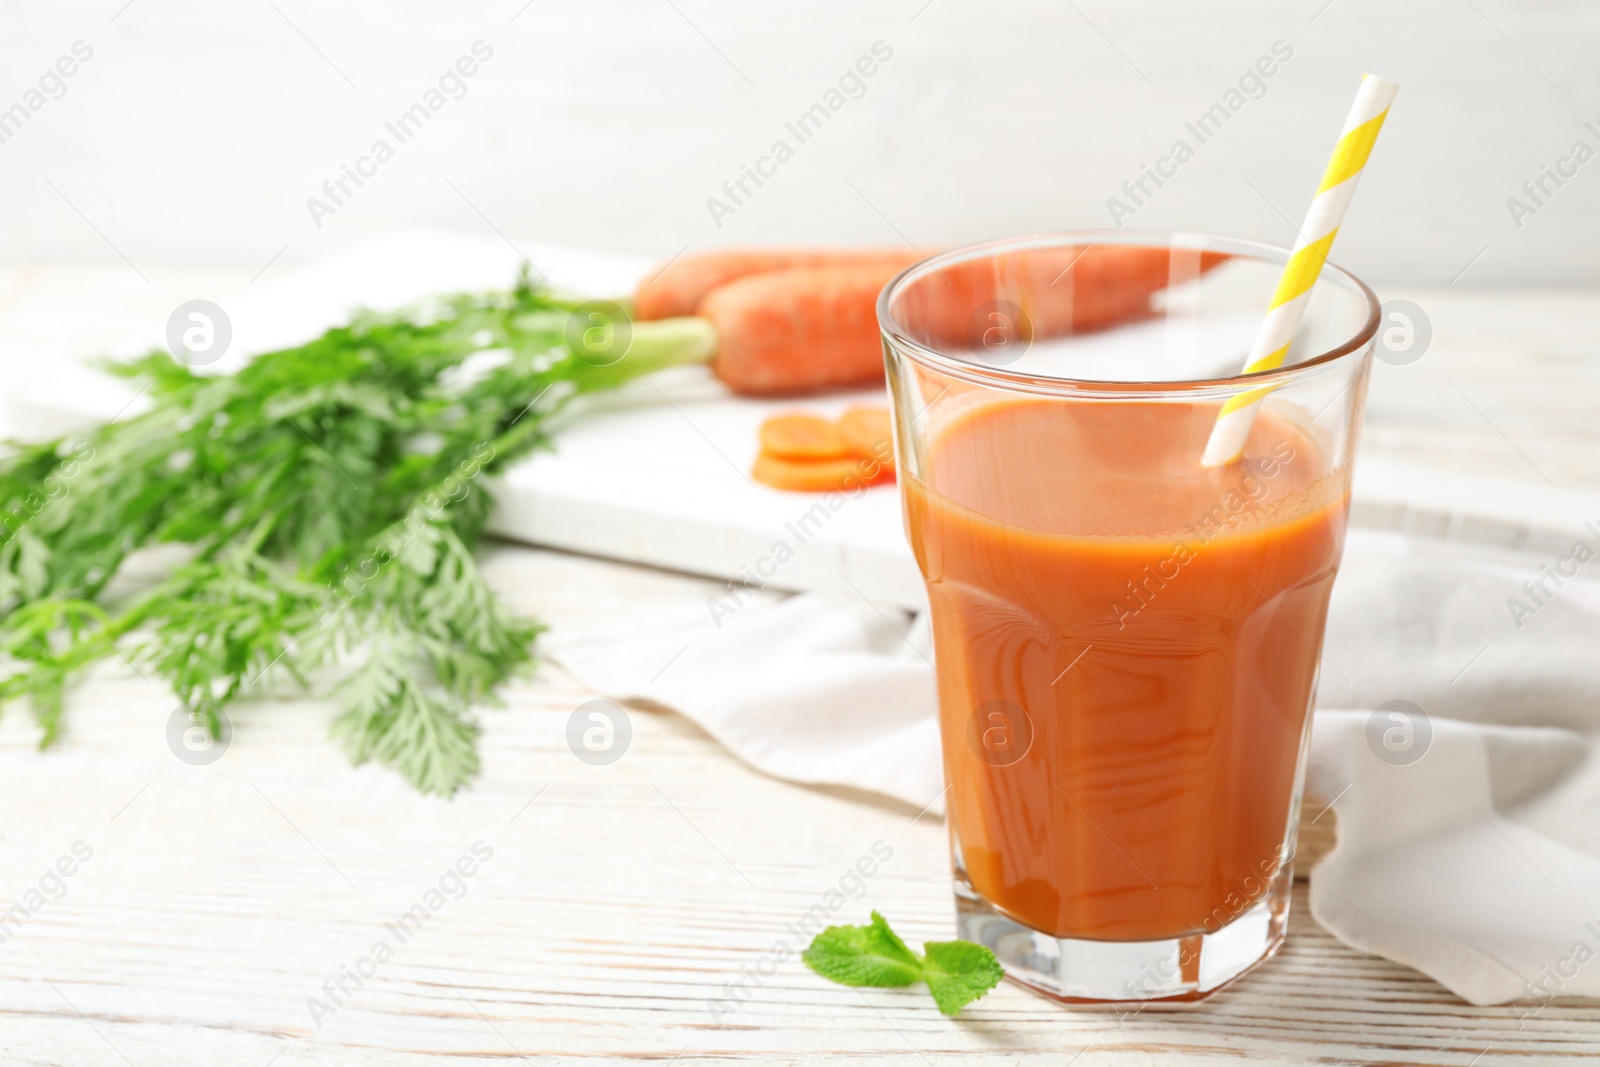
953;864;1292;1003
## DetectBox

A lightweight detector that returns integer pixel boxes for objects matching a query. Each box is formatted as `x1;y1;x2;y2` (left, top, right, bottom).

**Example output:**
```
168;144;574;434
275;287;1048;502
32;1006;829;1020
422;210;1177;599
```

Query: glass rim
876;228;1382;397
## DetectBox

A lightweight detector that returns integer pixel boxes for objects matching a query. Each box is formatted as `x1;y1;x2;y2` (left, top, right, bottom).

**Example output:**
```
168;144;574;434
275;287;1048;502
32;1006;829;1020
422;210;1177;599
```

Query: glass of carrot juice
878;231;1380;1003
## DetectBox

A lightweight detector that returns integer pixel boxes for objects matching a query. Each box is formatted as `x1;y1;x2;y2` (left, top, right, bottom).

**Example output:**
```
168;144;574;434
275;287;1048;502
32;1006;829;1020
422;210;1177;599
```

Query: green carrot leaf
0;274;712;794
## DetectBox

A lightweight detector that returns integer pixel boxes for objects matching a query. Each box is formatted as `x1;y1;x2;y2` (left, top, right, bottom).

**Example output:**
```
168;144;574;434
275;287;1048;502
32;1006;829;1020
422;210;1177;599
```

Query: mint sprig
802;911;1004;1016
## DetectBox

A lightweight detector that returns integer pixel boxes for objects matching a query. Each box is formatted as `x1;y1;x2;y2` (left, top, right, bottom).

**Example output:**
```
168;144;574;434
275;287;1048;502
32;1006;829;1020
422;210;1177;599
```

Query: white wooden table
2;266;1598;1065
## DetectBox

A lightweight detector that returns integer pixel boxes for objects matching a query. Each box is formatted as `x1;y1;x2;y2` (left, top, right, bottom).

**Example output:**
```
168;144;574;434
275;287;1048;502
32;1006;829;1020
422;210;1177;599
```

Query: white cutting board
11;231;1600;612
8;231;926;609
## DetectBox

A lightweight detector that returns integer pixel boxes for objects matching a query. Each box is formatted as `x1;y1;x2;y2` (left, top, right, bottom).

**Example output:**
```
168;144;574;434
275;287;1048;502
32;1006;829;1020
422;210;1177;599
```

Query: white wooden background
2;267;1599;1064
2;2;1599;284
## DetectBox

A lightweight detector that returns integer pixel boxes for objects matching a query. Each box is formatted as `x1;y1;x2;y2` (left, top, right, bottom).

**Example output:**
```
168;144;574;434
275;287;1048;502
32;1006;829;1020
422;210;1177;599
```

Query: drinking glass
878;231;1379;1002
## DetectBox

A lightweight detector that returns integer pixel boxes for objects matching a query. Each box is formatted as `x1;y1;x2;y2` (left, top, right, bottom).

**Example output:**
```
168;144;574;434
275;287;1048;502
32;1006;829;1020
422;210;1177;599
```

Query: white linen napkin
547;592;945;813
543;528;1600;1006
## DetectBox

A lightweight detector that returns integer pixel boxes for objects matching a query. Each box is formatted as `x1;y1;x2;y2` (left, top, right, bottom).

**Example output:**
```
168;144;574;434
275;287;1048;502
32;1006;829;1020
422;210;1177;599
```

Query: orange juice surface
904;399;1346;941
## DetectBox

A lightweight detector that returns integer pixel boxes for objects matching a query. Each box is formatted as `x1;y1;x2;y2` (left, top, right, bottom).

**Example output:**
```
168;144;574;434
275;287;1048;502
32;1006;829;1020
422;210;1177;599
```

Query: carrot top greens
0;271;712;794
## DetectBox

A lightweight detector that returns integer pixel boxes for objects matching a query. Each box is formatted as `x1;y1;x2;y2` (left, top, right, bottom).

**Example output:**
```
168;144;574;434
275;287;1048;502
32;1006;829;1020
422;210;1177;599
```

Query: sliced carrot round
752;450;895;493
837;406;894;467
758;413;849;460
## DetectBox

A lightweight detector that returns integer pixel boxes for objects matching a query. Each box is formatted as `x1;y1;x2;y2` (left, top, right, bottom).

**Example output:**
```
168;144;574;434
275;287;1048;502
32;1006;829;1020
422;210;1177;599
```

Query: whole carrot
890;245;1231;350
699;266;897;395
697;246;1229;395
635;248;922;321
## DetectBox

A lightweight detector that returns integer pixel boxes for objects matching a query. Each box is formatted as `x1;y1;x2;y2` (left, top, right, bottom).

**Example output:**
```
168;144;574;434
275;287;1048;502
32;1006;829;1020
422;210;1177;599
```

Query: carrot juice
904;397;1346;944
880;231;1379;1001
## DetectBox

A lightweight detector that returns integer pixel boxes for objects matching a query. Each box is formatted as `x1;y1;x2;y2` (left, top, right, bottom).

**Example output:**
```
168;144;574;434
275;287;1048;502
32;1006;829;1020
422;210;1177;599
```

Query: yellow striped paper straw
1201;74;1399;467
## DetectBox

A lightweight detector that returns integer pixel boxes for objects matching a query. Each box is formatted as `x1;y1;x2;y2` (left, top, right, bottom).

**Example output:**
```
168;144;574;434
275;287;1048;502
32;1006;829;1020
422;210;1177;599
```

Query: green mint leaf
801;911;924;987
921;939;1004;1016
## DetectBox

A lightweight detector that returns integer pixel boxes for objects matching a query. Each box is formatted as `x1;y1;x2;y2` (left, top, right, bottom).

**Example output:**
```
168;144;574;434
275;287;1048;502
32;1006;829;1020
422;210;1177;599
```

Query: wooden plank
11;250;1600;615
2;270;1599;1063
0;543;1595;1065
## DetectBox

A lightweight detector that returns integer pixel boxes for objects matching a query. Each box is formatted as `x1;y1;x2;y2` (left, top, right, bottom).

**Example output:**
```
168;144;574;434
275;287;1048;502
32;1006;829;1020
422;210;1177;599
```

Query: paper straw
1200;74;1399;467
